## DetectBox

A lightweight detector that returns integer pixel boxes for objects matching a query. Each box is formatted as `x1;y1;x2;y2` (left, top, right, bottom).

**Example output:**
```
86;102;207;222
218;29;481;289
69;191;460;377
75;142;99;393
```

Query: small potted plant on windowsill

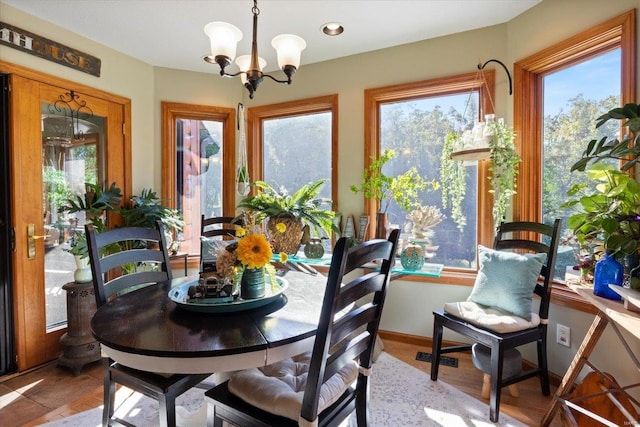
351;149;439;239
59;182;123;281
119;188;184;253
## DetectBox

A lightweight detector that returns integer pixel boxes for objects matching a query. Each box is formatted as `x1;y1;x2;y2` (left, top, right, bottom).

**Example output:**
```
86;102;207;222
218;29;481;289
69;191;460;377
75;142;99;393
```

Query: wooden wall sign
0;22;101;77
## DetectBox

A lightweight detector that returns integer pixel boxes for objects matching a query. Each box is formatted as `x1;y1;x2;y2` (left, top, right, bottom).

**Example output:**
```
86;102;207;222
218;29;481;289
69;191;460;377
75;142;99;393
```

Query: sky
543;49;620;116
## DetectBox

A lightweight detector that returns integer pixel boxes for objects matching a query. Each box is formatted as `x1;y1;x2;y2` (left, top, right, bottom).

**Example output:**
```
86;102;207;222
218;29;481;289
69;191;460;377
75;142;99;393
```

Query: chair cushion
228;351;359;422
443;301;540;333
467;245;546;320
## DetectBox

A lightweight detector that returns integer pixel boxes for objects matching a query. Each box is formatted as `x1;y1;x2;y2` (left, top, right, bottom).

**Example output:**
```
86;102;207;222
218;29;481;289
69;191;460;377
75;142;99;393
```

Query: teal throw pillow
467;245;546;321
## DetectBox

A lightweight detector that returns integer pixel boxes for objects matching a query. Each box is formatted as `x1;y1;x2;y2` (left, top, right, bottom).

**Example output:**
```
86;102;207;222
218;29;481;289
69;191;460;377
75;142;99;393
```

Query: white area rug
39;352;526;426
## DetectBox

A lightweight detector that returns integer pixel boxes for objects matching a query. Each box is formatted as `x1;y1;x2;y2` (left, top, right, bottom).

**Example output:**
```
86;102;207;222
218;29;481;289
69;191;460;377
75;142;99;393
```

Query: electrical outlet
557;324;570;347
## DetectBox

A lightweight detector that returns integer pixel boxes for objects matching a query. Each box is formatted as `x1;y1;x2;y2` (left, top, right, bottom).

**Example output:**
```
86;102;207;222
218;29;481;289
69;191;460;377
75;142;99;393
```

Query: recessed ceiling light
321;22;344;36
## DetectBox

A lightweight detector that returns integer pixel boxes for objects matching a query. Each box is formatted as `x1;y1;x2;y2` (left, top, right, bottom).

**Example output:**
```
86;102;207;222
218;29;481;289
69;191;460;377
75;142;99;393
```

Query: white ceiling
3;0;541;74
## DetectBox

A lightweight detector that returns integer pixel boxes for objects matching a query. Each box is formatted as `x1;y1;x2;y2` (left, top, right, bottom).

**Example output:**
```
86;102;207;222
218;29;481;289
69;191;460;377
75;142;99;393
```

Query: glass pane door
175;118;224;256
41;104;105;330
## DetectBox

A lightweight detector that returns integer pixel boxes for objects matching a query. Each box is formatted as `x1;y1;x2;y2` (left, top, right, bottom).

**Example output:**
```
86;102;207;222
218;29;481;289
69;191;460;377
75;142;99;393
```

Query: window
161;102;236;259
248;95;338;220
364;71;495;277
514;10;635;285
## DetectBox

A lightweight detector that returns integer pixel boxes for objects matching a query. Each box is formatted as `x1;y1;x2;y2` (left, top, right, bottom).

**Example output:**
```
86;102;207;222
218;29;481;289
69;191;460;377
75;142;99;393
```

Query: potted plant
563;103;640;288
119;188;184;253
350;149;438;238
236;179;338;254
59;182;123;258
441;118;520;231
59;182;123;281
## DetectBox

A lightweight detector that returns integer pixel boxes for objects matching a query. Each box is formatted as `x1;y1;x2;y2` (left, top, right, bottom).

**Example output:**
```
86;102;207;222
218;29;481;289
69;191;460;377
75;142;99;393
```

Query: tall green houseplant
58;182;123;258
563;103;640;287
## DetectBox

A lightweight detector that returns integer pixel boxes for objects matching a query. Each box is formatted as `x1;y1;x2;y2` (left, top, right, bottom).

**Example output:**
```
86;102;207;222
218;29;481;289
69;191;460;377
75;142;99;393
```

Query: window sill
391;269;598;314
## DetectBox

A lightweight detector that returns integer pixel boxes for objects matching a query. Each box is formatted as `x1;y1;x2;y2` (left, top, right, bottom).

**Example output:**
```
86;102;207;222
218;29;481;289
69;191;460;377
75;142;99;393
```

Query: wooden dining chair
430;219;561;422
85;220;211;427
205;228;400;427
200;215;239;272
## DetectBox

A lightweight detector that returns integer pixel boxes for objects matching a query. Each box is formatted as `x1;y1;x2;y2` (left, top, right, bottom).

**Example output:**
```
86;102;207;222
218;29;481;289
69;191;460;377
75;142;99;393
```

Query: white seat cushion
228;351;359;422
443;301;540;333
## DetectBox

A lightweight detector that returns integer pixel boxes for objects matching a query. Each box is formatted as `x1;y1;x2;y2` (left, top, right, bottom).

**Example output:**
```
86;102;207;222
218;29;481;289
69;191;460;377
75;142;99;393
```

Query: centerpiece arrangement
214;211;287;299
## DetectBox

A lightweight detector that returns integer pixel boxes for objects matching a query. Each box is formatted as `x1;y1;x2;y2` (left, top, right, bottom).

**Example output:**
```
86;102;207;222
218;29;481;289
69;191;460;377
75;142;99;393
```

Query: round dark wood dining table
90;271;328;374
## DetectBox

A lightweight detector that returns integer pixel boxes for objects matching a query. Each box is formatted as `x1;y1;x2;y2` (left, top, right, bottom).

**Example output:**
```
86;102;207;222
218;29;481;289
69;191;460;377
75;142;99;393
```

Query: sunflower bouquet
215;211;288;281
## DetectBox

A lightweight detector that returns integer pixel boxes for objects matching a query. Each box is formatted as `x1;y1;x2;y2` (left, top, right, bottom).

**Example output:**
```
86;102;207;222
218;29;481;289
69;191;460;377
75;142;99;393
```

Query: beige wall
0;2;156;191
3;0;640;383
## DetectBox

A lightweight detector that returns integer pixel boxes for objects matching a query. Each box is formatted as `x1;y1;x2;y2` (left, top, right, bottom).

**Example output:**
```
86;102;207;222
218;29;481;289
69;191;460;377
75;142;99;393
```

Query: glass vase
593;251;623;300
304;238;325;259
400;243;425;271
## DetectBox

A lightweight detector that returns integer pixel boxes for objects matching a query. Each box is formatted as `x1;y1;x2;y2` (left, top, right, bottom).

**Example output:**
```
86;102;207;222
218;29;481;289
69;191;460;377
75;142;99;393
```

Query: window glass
380;93;479;268
262;112;332;200
175;118;225;255
250;96;338;249
542;49;621;280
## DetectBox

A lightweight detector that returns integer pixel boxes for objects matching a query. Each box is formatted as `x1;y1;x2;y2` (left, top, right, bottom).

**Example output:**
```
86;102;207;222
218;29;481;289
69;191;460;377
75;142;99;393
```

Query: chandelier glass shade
203;0;306;99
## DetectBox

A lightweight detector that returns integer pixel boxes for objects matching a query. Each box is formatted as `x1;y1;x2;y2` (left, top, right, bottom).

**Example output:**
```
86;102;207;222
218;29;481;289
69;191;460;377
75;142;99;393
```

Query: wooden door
8;72;129;371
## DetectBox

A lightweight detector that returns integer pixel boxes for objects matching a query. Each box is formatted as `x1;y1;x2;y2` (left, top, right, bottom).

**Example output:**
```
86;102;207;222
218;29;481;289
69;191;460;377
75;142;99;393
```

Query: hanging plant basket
441;117;520;232
449;147;490;162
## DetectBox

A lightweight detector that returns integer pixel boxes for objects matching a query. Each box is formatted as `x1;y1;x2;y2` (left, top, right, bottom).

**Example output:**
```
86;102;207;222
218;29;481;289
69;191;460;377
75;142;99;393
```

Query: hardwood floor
0;335;562;426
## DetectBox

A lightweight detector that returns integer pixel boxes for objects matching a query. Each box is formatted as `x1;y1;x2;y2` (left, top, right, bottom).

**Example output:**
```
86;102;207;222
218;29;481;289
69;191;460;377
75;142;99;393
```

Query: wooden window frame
513;10;636;311
364;71;495;285
247;94;339;210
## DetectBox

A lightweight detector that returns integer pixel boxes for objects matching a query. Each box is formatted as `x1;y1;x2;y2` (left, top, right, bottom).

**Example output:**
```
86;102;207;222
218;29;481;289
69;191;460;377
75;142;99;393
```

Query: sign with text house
0;22;101;77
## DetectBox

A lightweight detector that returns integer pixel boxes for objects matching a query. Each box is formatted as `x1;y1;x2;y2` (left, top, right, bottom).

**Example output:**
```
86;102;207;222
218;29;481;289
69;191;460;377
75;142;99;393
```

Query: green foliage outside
262;113;332;200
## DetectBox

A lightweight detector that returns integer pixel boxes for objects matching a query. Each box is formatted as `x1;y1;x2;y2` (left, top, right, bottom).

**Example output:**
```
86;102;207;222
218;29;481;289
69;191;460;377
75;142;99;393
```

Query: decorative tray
169;276;288;313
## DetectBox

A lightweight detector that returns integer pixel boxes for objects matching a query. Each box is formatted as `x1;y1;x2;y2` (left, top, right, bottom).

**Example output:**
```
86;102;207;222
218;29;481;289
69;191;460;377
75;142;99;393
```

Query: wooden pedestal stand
57;281;101;375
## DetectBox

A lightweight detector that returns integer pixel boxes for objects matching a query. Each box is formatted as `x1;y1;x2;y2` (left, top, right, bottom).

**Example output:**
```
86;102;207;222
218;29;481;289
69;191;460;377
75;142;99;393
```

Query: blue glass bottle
593;251;623;300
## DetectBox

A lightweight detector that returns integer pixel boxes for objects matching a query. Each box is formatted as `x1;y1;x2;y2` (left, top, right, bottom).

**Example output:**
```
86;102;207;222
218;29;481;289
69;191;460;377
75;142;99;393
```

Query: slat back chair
430;219;561;422
205;228;400;427
200;215;238;272
86;220;172;307
85;220;210;427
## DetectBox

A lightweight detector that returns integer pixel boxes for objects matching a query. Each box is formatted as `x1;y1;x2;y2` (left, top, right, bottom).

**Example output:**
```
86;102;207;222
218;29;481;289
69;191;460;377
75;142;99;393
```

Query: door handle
27;223;49;259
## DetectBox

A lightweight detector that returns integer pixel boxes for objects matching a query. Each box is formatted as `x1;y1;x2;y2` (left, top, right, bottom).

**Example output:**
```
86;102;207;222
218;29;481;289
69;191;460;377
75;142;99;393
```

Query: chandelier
203;0;306;99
